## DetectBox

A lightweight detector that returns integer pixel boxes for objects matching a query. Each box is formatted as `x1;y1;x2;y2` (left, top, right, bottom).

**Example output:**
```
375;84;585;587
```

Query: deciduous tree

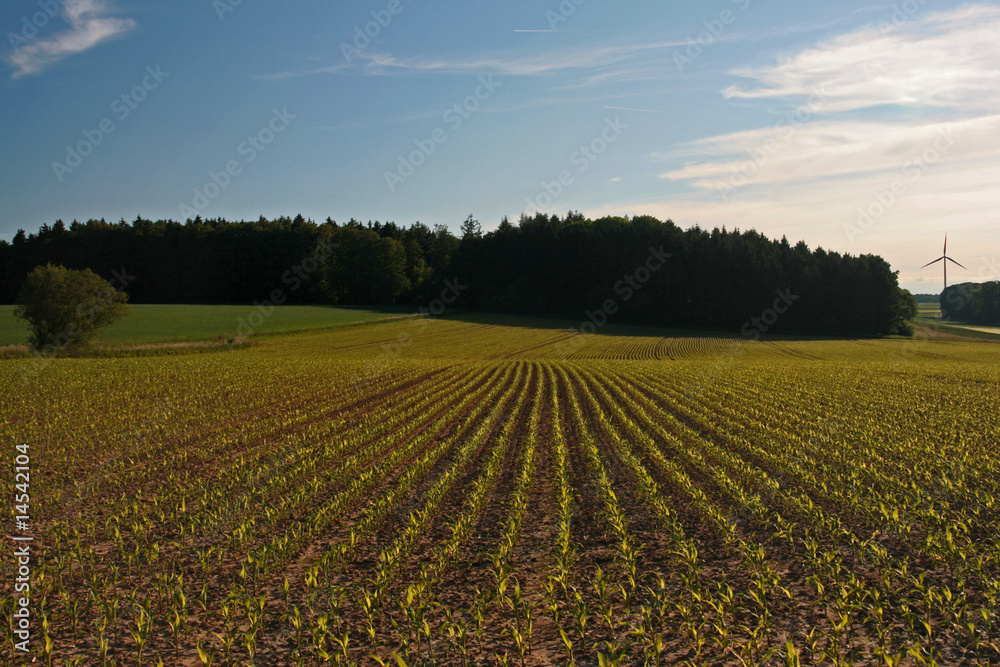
15;263;129;354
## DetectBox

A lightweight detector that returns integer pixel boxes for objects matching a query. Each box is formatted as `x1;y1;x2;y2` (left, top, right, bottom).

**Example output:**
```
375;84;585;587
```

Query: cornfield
2;316;998;666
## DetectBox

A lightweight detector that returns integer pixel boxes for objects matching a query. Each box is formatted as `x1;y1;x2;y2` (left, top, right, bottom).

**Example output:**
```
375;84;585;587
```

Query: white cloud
591;5;1000;291
723;4;1000;113
6;0;136;78
660;115;1000;190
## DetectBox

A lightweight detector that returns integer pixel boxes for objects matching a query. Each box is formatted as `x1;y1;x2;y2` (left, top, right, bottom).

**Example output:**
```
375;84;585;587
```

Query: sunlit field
2;315;999;665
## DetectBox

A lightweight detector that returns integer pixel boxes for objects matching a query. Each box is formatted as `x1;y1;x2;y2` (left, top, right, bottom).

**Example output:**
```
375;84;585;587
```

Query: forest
941;281;1000;325
0;212;918;336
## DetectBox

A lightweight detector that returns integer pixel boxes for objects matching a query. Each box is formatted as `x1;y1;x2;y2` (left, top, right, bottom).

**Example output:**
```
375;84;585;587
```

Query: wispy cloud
660;116;1000;188
260;12;877;85
259;14;874;85
599;4;1000;286
663;4;1000;193
259;39;689;81
255;63;352;81
603;105;692;115
723;4;1000;113
6;0;136;78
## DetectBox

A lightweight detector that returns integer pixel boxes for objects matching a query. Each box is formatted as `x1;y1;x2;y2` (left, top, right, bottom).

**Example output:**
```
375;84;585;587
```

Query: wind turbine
921;233;967;293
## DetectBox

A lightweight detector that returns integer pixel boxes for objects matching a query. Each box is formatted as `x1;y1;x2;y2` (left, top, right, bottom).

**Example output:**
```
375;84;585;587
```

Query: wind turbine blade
944;233;948;255
921;257;944;268
944;257;968;270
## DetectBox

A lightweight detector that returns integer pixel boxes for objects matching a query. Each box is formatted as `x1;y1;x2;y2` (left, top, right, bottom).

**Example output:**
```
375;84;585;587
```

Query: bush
14;264;129;354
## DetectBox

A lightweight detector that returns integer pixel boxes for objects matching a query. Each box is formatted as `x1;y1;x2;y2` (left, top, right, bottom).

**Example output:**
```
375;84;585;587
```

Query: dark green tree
323;226;410;303
901;289;919;321
975;281;1000;324
14;263;129;354
460;215;481;239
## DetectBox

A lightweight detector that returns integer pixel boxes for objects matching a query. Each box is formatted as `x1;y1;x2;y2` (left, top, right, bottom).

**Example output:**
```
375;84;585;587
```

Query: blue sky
1;0;998;293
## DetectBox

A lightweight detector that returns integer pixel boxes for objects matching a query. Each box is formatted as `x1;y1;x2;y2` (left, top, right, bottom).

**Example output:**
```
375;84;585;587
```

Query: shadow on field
434;309;892;343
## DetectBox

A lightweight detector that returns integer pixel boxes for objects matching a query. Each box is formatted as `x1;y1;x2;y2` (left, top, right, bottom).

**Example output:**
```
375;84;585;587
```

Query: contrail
514;29;563;32
603;106;667;114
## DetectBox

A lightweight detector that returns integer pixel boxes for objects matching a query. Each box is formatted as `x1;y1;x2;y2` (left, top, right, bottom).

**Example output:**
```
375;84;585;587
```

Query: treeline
0;212;915;336
941;282;1000;324
0;215;458;306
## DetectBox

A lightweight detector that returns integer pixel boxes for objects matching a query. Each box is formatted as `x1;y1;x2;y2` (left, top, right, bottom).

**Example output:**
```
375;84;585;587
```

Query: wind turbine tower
921;233;967;293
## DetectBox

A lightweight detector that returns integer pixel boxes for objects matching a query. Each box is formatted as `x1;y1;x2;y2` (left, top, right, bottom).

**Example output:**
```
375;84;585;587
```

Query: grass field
914;302;1000;340
0;304;420;346
917;304;941;317
953;324;1000;335
2;315;999;665
914;311;1000;342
